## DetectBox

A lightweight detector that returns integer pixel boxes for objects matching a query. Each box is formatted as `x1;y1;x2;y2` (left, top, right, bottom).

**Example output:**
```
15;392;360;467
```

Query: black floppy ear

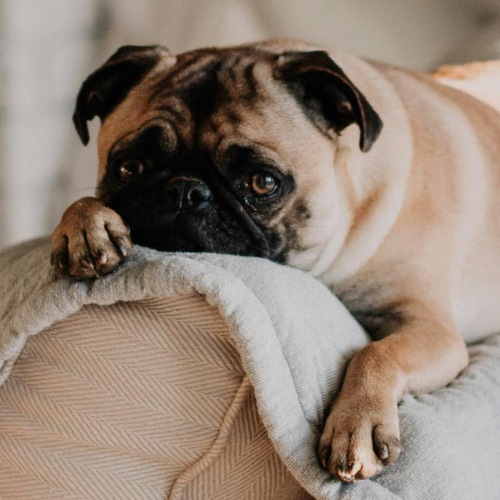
275;51;382;152
73;45;170;145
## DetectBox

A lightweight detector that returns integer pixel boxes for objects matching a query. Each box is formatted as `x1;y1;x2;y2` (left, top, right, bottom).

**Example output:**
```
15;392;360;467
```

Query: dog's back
433;61;500;113
371;61;500;341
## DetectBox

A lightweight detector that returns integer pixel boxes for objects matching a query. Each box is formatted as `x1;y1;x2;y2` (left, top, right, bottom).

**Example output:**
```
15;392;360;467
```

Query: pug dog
51;39;500;482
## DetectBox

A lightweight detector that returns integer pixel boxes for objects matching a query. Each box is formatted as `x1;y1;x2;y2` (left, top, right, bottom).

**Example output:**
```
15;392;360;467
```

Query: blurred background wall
1;0;499;248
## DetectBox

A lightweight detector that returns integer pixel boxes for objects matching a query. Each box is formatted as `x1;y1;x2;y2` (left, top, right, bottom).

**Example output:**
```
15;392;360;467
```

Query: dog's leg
51;197;133;279
319;302;468;482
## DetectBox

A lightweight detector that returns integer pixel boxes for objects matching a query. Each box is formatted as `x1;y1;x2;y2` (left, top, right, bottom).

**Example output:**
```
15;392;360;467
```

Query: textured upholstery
0;295;310;499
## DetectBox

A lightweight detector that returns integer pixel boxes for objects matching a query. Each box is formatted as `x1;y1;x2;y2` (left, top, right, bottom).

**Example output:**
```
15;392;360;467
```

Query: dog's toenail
378;444;389;460
319;447;330;468
351;462;362;475
118;244;128;257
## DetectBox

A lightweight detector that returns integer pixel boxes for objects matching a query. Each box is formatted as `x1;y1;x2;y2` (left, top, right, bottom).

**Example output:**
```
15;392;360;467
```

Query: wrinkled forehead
97;46;325;174
150;48;270;116
150;49;279;151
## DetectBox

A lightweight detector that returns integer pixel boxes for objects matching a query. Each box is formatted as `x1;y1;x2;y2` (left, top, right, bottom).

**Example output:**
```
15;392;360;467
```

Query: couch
1;238;500;499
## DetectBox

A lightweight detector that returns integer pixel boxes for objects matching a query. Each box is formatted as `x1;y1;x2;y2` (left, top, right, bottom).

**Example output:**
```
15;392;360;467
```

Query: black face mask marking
100;125;295;261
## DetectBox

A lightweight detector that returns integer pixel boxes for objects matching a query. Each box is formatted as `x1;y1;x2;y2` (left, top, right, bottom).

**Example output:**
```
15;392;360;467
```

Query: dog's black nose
165;177;212;209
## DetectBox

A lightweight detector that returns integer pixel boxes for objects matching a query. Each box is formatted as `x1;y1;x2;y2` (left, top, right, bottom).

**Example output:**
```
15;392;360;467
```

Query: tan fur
52;40;500;482
432;60;500;113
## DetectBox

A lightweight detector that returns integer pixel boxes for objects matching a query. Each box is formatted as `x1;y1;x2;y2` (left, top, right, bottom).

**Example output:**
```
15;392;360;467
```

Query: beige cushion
0;295;310;499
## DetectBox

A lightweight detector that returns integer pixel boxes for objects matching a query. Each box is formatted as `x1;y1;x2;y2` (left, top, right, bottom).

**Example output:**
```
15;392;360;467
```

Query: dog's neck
287;64;413;287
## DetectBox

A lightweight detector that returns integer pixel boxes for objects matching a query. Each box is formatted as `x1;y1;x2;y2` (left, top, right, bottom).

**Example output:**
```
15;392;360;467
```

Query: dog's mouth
107;196;210;251
131;226;205;252
107;193;277;256
110;196;183;231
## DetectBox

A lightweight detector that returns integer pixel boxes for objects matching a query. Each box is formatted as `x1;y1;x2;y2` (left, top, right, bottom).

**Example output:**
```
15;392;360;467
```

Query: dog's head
74;42;382;263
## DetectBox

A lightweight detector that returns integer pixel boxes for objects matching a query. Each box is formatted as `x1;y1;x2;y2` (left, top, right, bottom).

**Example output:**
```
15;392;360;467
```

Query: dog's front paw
51;197;133;279
318;394;401;482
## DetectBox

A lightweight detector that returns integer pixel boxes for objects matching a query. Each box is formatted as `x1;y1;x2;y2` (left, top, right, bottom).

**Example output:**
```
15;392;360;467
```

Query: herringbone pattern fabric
173;389;312;500
0;294;309;499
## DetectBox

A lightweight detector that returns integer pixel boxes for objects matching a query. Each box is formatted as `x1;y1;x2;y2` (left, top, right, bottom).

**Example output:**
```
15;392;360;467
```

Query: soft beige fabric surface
0;296;309;499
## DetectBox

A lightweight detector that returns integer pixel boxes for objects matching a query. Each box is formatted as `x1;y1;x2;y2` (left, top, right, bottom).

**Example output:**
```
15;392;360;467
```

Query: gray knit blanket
1;238;500;499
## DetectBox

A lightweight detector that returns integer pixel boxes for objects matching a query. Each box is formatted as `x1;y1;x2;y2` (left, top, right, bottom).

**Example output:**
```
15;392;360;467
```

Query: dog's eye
249;173;278;196
118;160;144;182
